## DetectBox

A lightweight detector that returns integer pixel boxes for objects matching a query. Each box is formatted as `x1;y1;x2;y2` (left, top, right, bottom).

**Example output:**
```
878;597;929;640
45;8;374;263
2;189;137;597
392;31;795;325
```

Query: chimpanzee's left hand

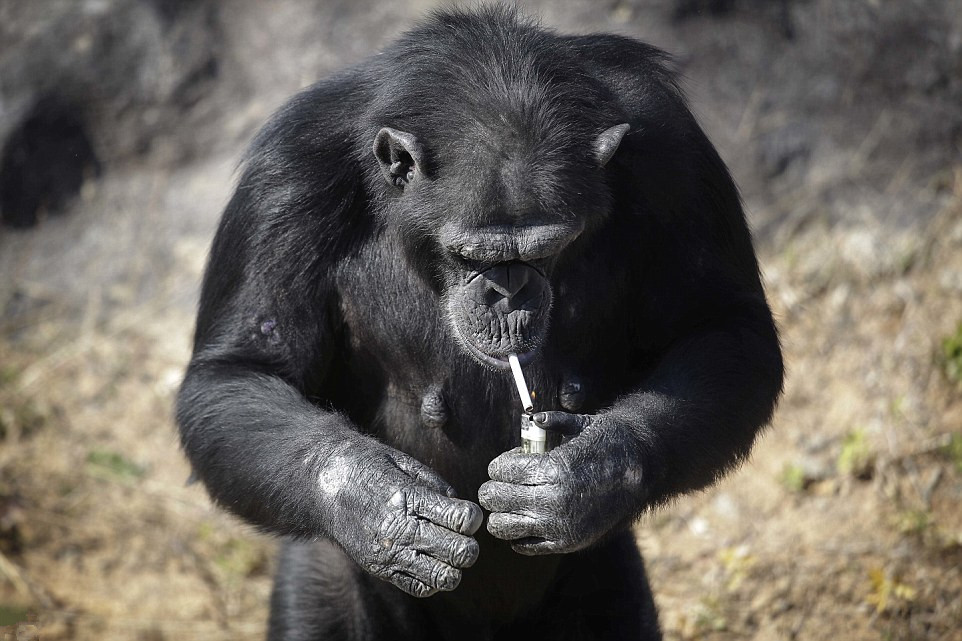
478;411;647;555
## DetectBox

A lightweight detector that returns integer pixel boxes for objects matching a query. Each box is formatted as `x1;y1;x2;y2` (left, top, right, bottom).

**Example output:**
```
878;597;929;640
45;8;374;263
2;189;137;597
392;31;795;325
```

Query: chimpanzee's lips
454;332;537;371
445;261;552;371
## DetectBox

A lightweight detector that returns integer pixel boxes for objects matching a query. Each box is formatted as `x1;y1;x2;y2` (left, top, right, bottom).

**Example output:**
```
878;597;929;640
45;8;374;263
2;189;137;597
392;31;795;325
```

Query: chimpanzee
176;6;783;640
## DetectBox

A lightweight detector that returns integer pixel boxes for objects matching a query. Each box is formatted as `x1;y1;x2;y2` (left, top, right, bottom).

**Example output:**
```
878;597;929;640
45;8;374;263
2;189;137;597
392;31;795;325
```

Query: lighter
508;354;548;454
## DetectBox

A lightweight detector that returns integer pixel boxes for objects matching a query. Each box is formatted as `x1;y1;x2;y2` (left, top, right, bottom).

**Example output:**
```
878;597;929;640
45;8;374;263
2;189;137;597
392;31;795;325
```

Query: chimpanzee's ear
593;123;630;167
373;127;425;188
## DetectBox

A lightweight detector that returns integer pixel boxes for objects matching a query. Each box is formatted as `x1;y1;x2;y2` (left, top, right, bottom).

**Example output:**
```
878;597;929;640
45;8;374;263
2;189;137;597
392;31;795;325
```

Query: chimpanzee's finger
487;449;562;485
388;549;462;595
413;520;480;569
531;411;590;436
403;487;484;535
510;537;570;556
477;480;541;513
393;452;457;498
487;512;542;541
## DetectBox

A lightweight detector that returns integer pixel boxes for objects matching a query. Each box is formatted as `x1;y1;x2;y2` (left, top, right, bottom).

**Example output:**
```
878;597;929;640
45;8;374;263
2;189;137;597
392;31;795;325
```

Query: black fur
177;6;783;640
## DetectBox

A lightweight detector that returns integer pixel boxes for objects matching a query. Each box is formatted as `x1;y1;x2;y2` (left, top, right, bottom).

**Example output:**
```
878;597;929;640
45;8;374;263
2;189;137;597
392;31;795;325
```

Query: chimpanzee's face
373;123;628;370
437;221;577;370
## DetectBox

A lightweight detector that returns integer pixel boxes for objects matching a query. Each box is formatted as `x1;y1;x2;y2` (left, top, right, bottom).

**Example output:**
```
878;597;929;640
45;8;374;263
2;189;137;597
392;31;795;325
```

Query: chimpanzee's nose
481;263;532;300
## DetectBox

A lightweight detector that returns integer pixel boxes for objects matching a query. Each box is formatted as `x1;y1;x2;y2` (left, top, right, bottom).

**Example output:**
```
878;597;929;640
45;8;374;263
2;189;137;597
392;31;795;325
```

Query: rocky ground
1;1;960;639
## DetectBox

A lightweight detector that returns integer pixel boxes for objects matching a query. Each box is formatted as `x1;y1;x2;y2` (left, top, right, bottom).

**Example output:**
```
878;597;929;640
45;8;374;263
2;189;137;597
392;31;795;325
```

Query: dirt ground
1;1;960;639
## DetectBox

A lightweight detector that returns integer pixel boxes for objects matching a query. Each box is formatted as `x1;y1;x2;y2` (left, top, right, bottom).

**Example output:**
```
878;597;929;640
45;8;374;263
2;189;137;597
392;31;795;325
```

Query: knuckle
485;514;503;538
438;567;462;591
408;522;429;548
459;503;482;534
430;563;447;587
538;460;562;484
398;575;433;598
397;546;419;568
378;510;413;548
443;502;464;529
415;584;439;598
373;543;413;577
364;558;387;576
406;486;428;513
477;486;493;510
418;554;460;591
387;487;408;511
452;537;479;568
522;457;539;477
486;513;518;540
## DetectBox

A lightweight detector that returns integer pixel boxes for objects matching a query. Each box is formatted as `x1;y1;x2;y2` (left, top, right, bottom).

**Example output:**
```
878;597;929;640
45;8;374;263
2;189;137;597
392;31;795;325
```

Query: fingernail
533;412;546;423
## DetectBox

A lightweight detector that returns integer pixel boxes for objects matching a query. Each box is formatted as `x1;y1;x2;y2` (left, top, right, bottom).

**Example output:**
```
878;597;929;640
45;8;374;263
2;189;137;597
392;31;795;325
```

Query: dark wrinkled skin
176;6;782;641
318;442;483;597
480;412;634;555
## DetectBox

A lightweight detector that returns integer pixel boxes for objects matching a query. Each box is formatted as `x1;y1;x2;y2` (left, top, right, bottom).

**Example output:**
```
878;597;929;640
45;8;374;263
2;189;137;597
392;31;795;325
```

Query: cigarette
508;354;534;414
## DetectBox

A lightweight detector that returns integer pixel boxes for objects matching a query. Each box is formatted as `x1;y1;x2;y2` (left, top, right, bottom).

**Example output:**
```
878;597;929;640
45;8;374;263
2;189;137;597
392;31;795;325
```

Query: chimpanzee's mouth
446;262;552;371
452;328;539;371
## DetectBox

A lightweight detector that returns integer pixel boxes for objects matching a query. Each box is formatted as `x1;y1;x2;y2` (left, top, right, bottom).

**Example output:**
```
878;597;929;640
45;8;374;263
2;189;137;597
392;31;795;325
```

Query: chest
325;238;647;489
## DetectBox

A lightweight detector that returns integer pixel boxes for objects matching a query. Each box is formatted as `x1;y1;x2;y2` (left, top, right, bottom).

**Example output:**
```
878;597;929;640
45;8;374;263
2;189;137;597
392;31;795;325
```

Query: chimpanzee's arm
478;35;783;554
480;286;781;555
176;83;481;596
482;300;781;544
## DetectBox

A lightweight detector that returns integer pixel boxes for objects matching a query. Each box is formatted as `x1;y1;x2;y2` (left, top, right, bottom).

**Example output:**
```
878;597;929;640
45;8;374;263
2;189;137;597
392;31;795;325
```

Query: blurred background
0;0;960;639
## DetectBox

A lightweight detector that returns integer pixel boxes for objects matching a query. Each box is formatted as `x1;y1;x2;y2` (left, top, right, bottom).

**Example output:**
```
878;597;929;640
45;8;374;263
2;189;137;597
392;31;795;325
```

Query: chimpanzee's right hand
317;442;483;597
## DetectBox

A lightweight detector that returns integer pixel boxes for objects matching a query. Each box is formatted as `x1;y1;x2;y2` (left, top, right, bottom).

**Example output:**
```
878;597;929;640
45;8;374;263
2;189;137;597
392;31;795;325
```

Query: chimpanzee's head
367;13;629;370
